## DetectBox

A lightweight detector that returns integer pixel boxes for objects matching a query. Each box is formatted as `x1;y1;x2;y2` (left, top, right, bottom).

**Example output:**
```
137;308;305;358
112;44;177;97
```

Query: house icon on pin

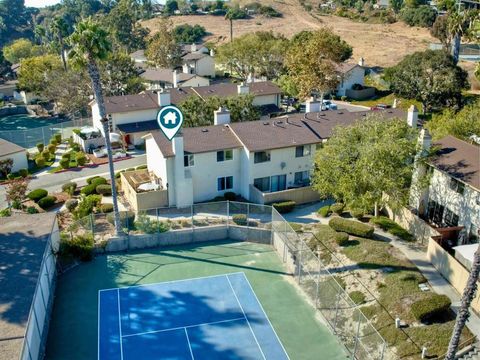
163;111;177;125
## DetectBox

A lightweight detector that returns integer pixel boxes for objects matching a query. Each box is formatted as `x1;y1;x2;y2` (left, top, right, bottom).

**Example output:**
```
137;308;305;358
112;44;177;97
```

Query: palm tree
449;12;466;64
68;19;122;236
445;245;480;360
50;17;69;71
34;25;46;46
225;10;234;43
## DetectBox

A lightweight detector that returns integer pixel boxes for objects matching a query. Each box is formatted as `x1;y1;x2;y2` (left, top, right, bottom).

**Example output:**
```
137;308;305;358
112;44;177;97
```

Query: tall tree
68;18;122;235
100;52;145;96
145;18;181;68
312;116;419;215
3;38;44;64
431;15;452;50
385;50;468;113
17;54;63;94
448;10;479;64
50;16;69;71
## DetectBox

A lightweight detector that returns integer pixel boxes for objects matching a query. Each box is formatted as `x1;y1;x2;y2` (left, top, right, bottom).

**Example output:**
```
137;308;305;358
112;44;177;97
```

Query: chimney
172;134;184;156
214;106;231;125
173;69;178;88
210;48;215;57
418;129;432;156
392;98;398;109
305;97;321;113
358;57;365;67
191;43;197;52
156;90;171;107
407;104;418;128
237;82;250;95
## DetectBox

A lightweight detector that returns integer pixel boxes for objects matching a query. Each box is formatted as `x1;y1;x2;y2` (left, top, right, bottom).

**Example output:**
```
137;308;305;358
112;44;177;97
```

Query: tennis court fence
60;201;386;359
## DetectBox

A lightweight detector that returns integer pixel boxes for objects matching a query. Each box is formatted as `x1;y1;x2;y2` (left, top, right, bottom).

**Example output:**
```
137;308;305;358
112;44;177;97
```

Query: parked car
322;100;338;110
370;103;391;110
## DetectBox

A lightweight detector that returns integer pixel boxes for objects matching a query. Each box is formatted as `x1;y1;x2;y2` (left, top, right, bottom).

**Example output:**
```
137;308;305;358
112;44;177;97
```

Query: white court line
121;317;246;338
184;328;195;360
226;275;267;360
238;273;291;360
117;289;124;360
97;290;100;360
98;272;245;293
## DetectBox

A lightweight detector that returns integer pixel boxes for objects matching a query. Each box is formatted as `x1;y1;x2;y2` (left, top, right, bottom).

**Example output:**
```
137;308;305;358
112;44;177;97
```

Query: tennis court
99;273;289;360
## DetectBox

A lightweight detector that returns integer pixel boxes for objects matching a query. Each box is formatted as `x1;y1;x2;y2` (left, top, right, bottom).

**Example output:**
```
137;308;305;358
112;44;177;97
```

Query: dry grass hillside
141;0;435;68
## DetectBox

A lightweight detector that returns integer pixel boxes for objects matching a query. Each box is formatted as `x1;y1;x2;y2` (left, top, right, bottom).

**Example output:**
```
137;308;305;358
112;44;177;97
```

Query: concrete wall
346;87;375;100
387;205;441;244
72;132;105;152
1;150;28;173
182;76;210;88
427;238;480;314
252;94;280;107
249;184;321;205
194;56;215;77
120;172;168;211
337;66;365;96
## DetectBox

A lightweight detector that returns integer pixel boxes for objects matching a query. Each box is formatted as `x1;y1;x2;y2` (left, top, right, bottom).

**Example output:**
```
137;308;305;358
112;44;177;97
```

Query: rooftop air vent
263;121;269;125
337;111;343;115
201;129;208;133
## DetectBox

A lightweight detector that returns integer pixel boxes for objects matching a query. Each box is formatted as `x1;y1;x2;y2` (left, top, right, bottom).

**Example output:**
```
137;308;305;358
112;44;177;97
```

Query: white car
322;100;338;110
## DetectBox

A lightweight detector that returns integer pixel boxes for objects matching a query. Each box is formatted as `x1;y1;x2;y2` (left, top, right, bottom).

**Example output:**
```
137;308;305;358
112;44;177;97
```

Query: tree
400;6;437;27
174;24;206;43
285;29;352;101
448;11;477;64
165;0;178;14
5;178;29;208
0;158;13;177
3;39;44;64
68;18;122;236
311;116;418;215
18;55;63;94
426;101;480;141
99;52;145;96
50;17;69;71
385;50;468;113
431;15;452;49
34;25;47;45
390;0;404;14
145;19;182;68
0;0;34;47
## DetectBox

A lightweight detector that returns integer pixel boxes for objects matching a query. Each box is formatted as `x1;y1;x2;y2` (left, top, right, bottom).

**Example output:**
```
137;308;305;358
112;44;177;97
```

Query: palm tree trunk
59;37;67;71
230;19;233;42
86;59;123;236
452;33;461;65
445;244;480;360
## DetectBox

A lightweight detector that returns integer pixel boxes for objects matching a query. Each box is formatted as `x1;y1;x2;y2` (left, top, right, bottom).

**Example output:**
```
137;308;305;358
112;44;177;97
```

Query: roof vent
337;111;343;115
263;121;269;125
362;114;366;117
201;129;209;133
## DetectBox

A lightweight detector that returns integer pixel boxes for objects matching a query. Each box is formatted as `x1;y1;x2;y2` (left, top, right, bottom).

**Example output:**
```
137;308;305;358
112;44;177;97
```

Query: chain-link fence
271;208;386;360
0;116;92;149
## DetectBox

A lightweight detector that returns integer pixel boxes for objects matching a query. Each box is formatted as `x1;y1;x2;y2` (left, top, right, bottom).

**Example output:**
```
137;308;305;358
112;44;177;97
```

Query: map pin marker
157;105;184;141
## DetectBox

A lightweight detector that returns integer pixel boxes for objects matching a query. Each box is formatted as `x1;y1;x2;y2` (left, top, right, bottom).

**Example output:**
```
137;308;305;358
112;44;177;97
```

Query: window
428;200;444;225
294;171;310;185
295;145;311;158
217;149;233;162
184;153;194;167
444;208;459;227
449;178;465;195
271;174;287;192
254;177;270;192
254;151;270;164
217;176;233;191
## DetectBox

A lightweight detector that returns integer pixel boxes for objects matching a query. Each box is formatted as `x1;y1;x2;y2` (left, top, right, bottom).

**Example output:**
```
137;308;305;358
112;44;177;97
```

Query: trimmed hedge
224;191;236;201
60;233;94;261
272;200;296;213
59;158;70;169
42;149;51;160
76;153;87;166
54;133;61;143
136;165;148;170
38;195;56;209
36;143;44;153
100;203;113;213
350;208;365;219
330;203;345;215
309;225;350;249
96;184;112;196
80;184;97;196
27;189;48;202
18;168;28;178
47;144;56;154
317;205;331;217
232;214;247;225
62;182;77;195
411;294;451;322
329;217;374;238
90;177;107;187
35;157;45;168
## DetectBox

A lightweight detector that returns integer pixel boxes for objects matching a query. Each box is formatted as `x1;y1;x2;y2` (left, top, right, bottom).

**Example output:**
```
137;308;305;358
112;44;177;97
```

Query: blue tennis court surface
98;272;290;360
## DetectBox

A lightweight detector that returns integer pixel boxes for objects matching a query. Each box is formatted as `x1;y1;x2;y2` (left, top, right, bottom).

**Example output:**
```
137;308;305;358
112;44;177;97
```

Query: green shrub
96;184;112;196
80;184;96;196
134;214;169;234
42;149;51;160
36;143;44;153
26;206;38;214
125;168;135;172
100;203;113;213
65;199;78;212
7;173;15;180
27;189;48;202
335;232;350;246
89;176;107;187
349;291;366;305
35;157;45;168
59;158;70;169
310;225;350;249
370;216;413;241
272;200;296;213
329;217;374;238
232;214;247;225
71;143;80;152
54;133;61;143
107;211;135;229
317;205;331;217
62;182;77;196
330;203;345;215
136;165;148;170
75;195;101;219
224;191;236;201
18;168;28;178
0;208;11;217
76;153;87;166
60;233;94;261
411;294;451;322
61;152;71;160
38;195;56;209
350;208;364;219
47;144;56;154
86;176;99;185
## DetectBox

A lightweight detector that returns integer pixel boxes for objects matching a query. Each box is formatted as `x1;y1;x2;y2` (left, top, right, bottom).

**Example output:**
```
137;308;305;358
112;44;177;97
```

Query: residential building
410;134;480;245
335;62;366;97
181;51;216;78
130;49;148;65
140;68;210;90
139;104;406;208
0;138;27;173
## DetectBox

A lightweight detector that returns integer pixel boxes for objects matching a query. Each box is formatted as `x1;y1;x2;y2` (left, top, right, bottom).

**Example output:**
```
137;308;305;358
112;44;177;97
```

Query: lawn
48;151;88;173
349;91;423;111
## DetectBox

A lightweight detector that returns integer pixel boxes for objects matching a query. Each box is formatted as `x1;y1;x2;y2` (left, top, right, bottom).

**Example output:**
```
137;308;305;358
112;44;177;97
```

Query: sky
25;0;61;7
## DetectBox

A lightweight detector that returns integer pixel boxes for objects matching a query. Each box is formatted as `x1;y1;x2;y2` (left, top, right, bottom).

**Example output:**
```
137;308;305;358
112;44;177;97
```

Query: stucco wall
1;151;28;173
112;108;159;127
249;185;321;205
387;205;441;244
337;67;365;96
195;56;215;77
252;94;279;107
182;76;210;88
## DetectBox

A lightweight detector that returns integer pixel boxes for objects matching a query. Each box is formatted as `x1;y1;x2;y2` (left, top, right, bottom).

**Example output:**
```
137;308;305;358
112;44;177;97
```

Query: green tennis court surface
46;240;348;360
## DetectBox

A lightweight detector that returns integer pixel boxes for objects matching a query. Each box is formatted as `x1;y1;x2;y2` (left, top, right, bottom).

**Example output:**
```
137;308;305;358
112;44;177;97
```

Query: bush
329;217;374;238
35;157;45;168
65;199;78;212
60;233;94;261
7;173;15;180
88;176;107;187
411;294;451;322
86;176;99;185
335;232;350;246
61;152;71;160
18;168;28;178
75;195;101;219
38;195;56;209
36;143;44;153
27;188;48;202
26;206;38;214
136;165;148;170
42;149;51;160
350;208;364;219
107;211;136;229
134;214;169;234
54;133;61;143
62;182;77;196
401;5;437;28
59;158;70;169
96;184;112;196
47;144;56;154
330;203;345;215
80;184;96;196
349;291;366;305
317;205;331;217
100;203;113;213
76;153;87;166
0;208;11;217
370;216;413;241
232;214;247;226
272;200;296;213
224;191;236;201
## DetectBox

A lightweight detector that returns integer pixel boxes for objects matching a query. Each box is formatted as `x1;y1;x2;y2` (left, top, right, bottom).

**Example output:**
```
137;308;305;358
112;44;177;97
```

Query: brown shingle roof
140;68;199;83
103;92;159;114
335;62;360;74
182;52;208;61
430;136;480;191
192;81;281;100
0;138;25;156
